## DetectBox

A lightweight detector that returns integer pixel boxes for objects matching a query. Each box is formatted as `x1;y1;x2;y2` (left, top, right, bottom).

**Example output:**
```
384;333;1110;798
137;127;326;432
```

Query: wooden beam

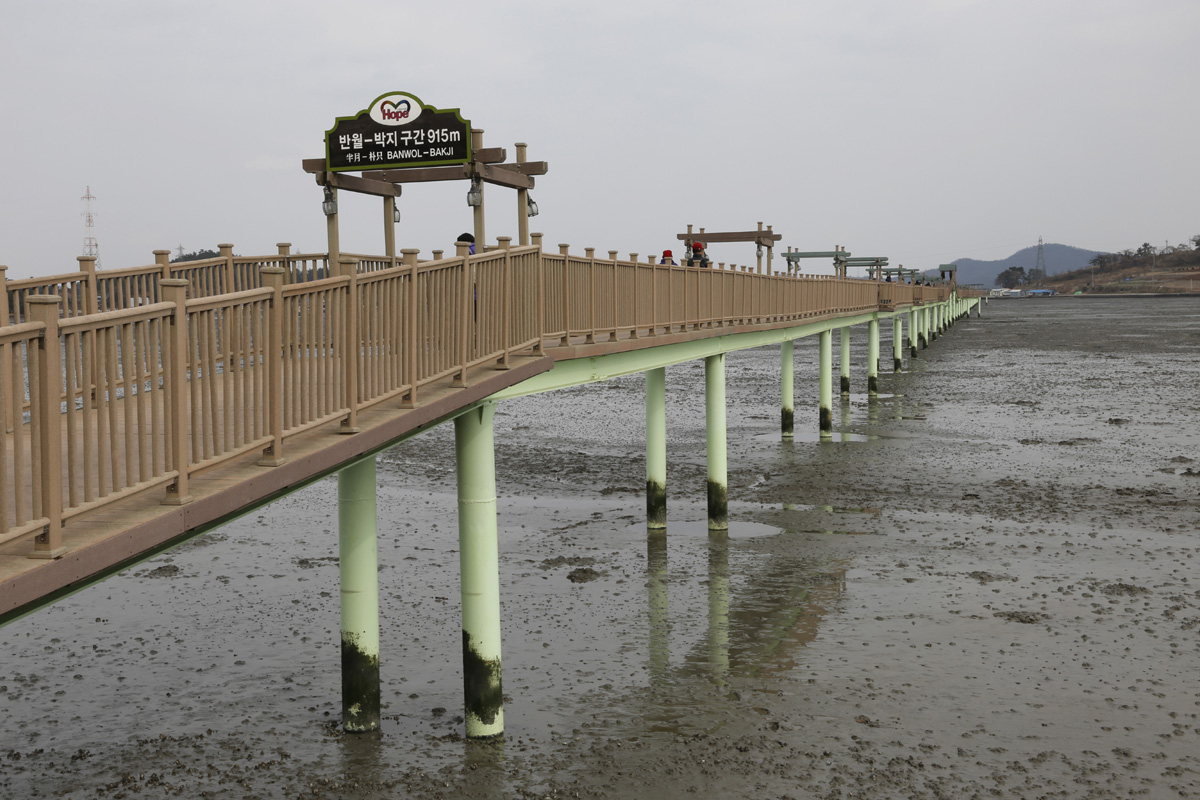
491;161;550;176
675;230;783;244
473;147;507;164
478;163;533;190
319;171;402;198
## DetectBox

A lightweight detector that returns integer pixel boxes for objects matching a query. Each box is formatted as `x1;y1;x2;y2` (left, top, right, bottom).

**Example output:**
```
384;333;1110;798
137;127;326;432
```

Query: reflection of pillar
707;534;730;679
781;340;794;440
647;530;669;682
867;318;879;396
339;456;380;733
819;330;832;438
839;327;851;396
646;367;667;529
893;316;903;372
454;402;503;738
705;354;728;531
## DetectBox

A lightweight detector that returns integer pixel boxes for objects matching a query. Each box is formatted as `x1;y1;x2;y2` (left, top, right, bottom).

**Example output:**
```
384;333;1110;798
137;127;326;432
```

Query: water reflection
707;531;730;681
642;522;850;685
646;530;669;684
459;738;509;800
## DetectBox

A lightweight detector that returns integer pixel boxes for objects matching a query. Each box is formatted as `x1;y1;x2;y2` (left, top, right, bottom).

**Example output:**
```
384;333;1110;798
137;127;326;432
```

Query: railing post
257;269;286;466
340;255;361;431
276;243;292;285
585;247;596;344
26;295;65;559
558;244;571;346
218;243;235;294
0;264;8;326
401;249;420;408
497;237;512;368
77;256;98;316
531;232;544;354
454;242;471;387
152;250;173;305
159;279;196;502
608;250;619;342
628;253;638;339
649;255;657;337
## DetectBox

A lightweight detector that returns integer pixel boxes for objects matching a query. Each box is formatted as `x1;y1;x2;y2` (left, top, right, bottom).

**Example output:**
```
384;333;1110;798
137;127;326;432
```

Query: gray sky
3;0;1196;279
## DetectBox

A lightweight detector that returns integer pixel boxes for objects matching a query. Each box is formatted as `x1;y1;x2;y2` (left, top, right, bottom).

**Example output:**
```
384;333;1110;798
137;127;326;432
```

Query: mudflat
2;296;1197;798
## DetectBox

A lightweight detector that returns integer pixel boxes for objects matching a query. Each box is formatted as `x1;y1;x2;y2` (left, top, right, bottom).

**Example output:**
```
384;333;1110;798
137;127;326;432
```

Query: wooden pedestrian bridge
0;236;981;735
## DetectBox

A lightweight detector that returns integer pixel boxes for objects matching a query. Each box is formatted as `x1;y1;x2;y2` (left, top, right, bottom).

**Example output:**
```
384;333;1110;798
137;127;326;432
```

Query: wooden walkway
0;242;973;622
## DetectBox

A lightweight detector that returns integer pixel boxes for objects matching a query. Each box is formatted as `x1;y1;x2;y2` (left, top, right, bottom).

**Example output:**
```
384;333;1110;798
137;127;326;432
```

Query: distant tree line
171;248;221;263
1086;236;1200;275
997;233;1200;288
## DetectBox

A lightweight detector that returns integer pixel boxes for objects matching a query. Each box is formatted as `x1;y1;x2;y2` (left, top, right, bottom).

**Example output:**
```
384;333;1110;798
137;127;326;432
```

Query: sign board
325;92;471;172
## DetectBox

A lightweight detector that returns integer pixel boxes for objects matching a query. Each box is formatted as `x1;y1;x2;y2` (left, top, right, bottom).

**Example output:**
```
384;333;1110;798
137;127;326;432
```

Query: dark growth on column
341;632;380;733
462;630;503;729
646;480;667;527
706;480;728;529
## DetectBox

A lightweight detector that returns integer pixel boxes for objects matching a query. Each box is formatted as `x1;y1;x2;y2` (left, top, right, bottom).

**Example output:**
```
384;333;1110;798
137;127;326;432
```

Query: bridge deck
0;310;888;620
0;241;974;622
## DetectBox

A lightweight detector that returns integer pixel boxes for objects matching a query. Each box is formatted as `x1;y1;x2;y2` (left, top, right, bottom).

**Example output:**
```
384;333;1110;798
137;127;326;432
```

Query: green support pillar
454;402;504;738
893;316;903;372
781;340;794;440
930;305;939;341
819;329;833;438
339;456;381;733
909;309;919;358
646;367;667;529
839;327;851;396
867;317;879;396
705;354;728;531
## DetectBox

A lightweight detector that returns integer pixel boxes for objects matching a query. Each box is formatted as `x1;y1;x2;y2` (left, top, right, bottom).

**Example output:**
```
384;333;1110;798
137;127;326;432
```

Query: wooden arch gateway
676;223;782;273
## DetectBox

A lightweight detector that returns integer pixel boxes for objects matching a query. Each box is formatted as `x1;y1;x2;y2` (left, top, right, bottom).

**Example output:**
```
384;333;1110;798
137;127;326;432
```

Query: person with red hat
659;249;676;265
688;241;709;268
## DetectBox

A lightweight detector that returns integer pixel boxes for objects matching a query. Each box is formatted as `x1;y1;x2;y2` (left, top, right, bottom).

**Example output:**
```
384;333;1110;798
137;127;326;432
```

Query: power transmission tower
81;186;101;268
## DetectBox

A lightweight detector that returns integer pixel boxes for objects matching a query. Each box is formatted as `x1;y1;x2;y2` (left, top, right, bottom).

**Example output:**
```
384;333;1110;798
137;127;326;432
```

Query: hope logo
370;95;423;126
380;100;410;121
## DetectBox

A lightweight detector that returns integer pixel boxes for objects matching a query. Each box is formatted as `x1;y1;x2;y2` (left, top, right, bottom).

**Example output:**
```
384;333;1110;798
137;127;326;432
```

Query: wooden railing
0;237;961;554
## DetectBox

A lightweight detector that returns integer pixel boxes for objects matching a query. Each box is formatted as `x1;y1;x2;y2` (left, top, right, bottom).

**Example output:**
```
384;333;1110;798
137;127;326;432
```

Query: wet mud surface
3;297;1199;798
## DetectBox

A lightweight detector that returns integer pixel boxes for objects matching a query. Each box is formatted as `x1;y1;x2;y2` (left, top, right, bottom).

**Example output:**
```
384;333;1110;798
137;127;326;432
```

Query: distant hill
946;243;1107;287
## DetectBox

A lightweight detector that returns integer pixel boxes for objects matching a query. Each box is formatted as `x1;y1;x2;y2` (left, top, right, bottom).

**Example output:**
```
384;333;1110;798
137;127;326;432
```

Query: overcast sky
2;0;1196;279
